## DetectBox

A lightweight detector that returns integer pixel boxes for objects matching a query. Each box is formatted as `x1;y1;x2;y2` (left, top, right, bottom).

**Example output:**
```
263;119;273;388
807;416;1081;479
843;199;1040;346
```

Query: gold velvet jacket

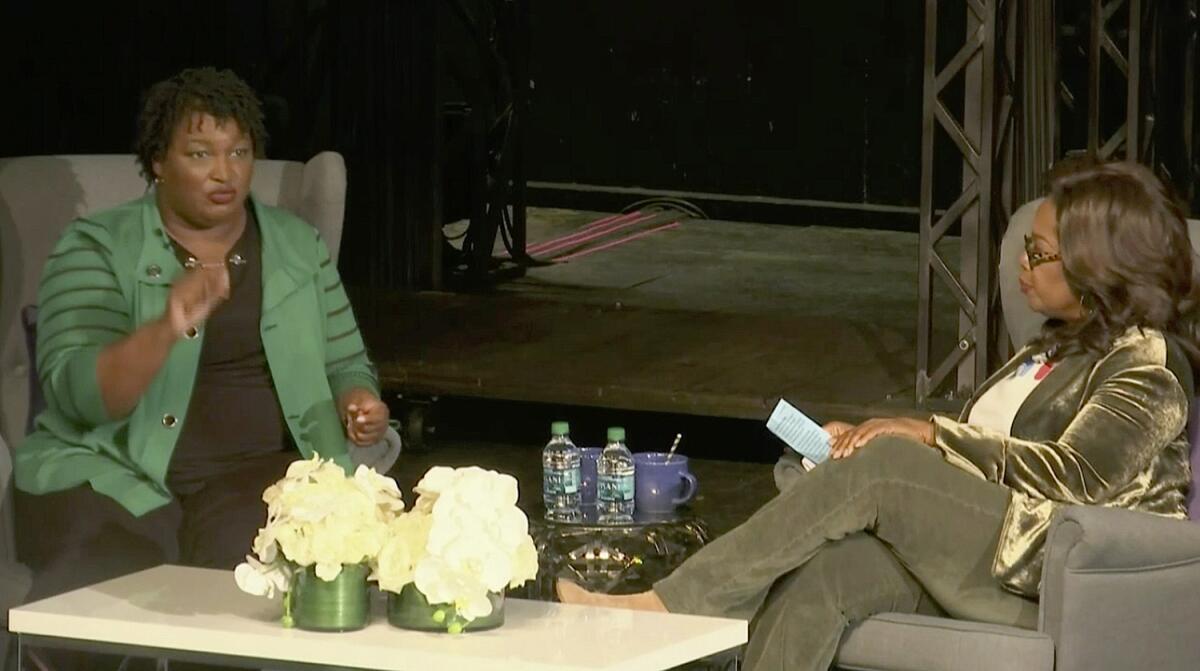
930;326;1193;597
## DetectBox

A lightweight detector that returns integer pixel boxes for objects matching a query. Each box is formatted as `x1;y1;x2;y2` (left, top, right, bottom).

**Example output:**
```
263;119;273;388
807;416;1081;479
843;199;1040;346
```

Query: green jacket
16;193;378;516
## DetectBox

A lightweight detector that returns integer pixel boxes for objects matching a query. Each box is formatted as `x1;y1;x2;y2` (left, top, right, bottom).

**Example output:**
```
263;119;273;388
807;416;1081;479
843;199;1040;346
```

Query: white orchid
355;464;407;514
371;512;433;593
509;535;540;588
414;556;495;620
235;456;405;600
373;466;539;625
236;458;538;632
234;555;293;599
413;465;460;496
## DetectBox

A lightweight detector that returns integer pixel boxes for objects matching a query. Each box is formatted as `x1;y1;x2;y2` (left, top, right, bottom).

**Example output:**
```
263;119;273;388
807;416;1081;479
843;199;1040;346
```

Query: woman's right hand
162;266;230;338
829;417;935;459
96;265;229;419
823;421;855;440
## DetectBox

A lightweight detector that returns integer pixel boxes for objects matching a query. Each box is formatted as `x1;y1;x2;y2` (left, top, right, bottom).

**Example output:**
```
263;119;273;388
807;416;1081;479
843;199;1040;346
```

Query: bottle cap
551;421;570;436
606;426;626;442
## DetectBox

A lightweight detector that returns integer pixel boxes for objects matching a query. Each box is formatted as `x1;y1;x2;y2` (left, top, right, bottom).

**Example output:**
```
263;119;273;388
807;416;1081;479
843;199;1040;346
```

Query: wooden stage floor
354;290;920;425
352;208;957;427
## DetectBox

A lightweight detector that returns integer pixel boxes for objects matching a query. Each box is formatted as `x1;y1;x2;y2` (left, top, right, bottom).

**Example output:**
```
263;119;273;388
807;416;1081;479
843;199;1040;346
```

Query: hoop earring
154;176;163;184
1078;292;1093;315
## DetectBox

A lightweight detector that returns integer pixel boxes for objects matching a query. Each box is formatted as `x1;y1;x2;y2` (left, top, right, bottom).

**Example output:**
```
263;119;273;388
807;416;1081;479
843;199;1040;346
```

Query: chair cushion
20;306;44;436
834;613;1053;671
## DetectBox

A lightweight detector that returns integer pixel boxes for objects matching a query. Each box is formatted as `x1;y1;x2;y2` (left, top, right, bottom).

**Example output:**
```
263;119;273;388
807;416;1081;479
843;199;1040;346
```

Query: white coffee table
9;565;746;670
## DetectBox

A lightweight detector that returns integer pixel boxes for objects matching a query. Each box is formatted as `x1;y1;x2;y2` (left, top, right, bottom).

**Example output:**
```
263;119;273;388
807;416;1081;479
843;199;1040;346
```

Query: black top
165;210;291;494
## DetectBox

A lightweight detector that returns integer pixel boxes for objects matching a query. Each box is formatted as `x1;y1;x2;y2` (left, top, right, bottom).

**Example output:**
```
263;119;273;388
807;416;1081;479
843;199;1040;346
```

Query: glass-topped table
522;506;710;600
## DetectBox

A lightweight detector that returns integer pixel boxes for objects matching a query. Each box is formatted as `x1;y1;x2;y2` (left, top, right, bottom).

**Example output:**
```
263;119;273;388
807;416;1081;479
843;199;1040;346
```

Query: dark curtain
0;0;438;289
1153;0;1200;211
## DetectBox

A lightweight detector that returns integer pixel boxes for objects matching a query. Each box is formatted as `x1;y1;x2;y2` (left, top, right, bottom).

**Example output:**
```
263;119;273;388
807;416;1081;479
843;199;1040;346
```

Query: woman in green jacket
560;161;1198;671
15;68;389;616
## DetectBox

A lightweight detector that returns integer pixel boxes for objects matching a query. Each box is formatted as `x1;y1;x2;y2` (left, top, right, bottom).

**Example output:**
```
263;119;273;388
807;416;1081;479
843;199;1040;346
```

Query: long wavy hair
1034;161;1200;366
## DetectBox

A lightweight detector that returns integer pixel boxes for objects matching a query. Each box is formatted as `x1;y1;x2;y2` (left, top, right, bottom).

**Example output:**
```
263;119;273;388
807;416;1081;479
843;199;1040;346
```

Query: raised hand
338;388;390;446
163;266;230;337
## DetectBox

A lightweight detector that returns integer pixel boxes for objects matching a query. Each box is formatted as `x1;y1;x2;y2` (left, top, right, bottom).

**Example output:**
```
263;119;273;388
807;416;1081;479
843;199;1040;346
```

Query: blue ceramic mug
579;447;602;506
634;452;698;514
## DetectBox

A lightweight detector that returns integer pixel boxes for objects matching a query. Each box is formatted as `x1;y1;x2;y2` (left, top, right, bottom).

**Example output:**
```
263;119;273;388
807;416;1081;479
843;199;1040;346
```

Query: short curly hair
133;67;268;183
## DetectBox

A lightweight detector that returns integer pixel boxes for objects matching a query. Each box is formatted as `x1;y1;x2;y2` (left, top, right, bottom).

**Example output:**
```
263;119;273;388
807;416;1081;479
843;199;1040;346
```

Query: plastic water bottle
542;421;582;522
597;426;635;523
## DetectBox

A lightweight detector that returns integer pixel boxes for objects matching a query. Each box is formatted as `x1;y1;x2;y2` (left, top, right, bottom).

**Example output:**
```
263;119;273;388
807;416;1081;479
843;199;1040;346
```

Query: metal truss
916;0;1180;403
917;0;1017;403
1188;0;1199;208
1086;0;1146;160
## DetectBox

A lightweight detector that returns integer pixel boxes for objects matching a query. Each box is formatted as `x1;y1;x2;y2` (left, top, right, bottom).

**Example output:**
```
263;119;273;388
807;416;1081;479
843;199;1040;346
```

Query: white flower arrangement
234;456;405;601
235;459;538;633
372;466;539;624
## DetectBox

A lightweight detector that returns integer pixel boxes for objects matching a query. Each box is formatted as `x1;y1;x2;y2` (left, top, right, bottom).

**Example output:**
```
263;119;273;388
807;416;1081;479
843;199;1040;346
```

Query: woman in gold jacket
559;161;1197;671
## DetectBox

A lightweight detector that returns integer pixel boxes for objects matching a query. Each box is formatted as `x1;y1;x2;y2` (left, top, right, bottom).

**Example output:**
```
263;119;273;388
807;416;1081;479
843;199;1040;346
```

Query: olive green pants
654;437;1039;671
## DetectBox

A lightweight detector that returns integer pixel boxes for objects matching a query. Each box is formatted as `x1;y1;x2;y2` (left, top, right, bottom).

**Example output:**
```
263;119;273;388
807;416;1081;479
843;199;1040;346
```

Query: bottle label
544;467;580;495
597;475;634;502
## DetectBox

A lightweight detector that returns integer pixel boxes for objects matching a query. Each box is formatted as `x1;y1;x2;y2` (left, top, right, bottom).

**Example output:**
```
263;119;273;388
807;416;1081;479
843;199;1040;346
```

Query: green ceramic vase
387;583;505;633
290;564;371;632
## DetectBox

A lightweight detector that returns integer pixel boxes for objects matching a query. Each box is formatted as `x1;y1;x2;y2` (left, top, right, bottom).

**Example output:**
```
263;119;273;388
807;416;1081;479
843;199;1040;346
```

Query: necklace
163;212;247;268
183;253;247;270
165;218;248;271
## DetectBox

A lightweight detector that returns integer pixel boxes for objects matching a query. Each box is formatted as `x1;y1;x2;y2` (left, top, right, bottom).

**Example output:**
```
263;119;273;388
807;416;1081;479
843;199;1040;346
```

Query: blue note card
766;399;831;464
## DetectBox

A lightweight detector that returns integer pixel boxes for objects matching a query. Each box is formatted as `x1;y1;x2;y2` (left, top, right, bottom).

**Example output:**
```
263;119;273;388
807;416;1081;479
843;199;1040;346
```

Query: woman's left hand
338;388;390;446
829;417;934;460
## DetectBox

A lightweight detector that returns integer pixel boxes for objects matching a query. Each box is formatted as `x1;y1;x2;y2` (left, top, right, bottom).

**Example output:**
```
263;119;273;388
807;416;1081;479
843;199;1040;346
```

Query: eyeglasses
1023;234;1061;268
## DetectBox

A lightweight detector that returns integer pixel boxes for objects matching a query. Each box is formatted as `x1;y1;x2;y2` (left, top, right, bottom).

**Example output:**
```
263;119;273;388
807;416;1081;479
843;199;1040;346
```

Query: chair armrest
1040;505;1200;671
300;151;347;264
347;425;402;475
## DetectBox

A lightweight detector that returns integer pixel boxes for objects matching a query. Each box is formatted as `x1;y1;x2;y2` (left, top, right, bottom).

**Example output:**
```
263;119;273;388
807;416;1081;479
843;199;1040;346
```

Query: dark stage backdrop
0;1;439;289
2;3;1193;287
524;2;930;227
524;2;1198;226
0;1;941;289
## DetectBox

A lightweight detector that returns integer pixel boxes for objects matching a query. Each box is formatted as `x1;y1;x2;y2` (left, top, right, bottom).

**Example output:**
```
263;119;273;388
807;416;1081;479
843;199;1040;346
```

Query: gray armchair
0;152;353;446
0;151;401;469
831;201;1200;671
0;153;397;630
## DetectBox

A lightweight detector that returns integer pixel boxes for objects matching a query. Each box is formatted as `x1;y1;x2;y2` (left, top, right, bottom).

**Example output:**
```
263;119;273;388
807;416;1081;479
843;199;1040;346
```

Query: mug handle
673;472;698;505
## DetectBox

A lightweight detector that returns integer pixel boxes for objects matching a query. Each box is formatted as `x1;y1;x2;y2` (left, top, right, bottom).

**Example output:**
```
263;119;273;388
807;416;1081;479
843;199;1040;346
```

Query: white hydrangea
374;466;539;622
236;458;538;625
371;511;433;594
235;455;405;597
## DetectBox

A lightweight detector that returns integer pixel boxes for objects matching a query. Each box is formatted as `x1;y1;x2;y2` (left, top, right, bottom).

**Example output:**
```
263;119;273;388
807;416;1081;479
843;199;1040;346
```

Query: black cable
443;0;529;274
498;205;514;255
